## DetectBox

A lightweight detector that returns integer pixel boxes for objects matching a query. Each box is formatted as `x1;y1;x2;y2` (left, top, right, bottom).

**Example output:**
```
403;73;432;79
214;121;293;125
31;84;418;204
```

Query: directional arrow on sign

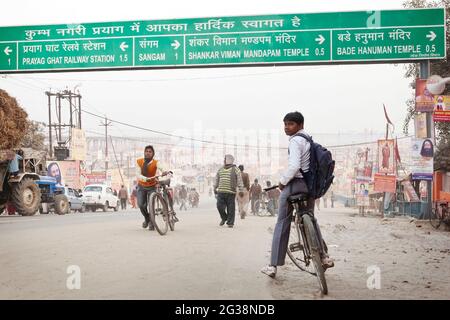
426;31;436;41
119;42;129;51
3;46;12;56
171;40;181;50
315;34;325;45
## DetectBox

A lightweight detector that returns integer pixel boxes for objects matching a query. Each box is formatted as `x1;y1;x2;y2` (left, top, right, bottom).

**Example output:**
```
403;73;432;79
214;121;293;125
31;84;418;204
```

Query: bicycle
147;171;178;235
265;185;329;294
255;195;276;217
429;201;450;229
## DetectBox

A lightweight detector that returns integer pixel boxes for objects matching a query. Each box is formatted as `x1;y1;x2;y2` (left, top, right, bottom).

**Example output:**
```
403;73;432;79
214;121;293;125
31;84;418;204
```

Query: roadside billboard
415;78;435;112
82;172;107;185
70;128;87;160
433;95;450;122
377;139;395;175
411;138;434;181
374;174;396;193
46;160;81;189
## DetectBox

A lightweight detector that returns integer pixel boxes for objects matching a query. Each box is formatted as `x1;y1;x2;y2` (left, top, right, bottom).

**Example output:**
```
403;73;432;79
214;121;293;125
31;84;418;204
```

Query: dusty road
0;196;449;299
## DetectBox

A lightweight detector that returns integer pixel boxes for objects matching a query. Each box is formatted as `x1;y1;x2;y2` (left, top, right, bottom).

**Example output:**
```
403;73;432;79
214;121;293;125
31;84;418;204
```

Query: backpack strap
291;133;312;175
293;132;313;143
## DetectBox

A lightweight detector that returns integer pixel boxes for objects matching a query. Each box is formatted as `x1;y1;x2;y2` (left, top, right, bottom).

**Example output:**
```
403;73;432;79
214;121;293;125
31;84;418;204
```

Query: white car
82;184;120;212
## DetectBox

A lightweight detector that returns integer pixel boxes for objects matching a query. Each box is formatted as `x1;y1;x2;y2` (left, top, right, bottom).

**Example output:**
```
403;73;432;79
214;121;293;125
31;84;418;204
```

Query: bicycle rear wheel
429;205;442;229
303;214;328;295
149;192;169;235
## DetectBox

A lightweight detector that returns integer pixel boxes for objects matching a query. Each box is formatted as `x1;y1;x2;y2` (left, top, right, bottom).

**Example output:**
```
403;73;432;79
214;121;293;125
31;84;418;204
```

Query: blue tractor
36;175;69;214
0;148;69;215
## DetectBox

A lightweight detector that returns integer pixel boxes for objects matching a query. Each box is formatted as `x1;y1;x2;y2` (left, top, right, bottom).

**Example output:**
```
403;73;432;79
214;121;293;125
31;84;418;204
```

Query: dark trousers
271;178;327;266
120;199;127;210
251;197;260;213
137;186;156;226
216;192;236;226
180;199;187;210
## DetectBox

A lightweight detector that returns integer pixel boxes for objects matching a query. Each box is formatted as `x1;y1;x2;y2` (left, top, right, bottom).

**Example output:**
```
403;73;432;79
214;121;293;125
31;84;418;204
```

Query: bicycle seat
287;192;309;203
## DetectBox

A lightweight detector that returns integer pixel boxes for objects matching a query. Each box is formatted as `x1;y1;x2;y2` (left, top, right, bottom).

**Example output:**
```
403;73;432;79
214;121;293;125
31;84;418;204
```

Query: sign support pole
419;60;432;219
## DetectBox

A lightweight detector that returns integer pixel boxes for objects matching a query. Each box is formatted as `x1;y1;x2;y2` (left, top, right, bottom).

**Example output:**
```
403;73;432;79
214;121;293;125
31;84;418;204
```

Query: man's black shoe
148;225;155;231
219;220;226;226
227;224;234;228
142;221;149;228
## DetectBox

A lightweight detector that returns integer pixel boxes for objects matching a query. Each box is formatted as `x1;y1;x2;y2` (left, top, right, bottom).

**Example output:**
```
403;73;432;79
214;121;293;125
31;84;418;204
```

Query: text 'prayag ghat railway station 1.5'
0;8;446;73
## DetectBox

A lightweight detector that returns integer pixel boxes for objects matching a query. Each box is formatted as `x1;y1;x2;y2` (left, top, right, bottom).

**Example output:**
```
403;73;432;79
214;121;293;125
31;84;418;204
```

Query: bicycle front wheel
149;192;169;235
255;200;265;216
303;214;328;295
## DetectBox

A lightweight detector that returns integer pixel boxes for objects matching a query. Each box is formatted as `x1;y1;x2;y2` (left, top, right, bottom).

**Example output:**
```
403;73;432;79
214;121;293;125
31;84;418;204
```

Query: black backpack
295;133;335;199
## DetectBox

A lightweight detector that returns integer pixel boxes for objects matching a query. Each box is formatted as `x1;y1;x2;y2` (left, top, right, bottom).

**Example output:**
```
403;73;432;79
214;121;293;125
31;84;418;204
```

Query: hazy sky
0;0;419;142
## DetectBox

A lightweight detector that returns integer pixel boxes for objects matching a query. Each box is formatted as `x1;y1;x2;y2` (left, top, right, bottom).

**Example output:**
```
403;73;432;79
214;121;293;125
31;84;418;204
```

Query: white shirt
279;129;311;186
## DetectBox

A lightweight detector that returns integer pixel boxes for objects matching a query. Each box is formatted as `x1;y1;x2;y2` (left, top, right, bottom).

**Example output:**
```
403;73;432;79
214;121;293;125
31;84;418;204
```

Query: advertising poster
411;138;434;181
355;180;369;206
401;180;420;202
377;139;395;175
415;78;435;112
414;113;428;138
374;174;397;193
46;160;81;189
433;95;450;122
355;161;373;181
83;172;107;185
70;128;87;160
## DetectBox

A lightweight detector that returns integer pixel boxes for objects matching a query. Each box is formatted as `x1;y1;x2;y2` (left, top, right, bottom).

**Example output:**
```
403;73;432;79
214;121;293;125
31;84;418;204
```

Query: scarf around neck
142;158;152;176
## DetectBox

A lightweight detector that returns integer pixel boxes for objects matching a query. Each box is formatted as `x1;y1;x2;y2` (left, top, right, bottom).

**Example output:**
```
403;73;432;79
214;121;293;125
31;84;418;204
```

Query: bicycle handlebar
263;185;278;191
145;170;173;181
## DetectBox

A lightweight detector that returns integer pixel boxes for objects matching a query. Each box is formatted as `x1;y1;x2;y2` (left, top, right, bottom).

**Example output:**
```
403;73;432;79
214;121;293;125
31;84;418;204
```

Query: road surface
1;196;449;299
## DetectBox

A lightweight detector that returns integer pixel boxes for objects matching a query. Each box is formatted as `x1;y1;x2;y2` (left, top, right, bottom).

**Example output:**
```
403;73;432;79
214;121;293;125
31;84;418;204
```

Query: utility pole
100;116;112;177
257;133;261;177
420;60;432;219
47;92;52;158
127;155;131;181
110;136;125;186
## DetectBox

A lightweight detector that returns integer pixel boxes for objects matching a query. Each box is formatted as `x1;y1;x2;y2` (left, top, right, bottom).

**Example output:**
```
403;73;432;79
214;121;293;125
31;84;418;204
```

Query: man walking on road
179;185;188;211
214;154;244;228
237;165;250;219
130;181;138;209
118;185;128;210
250;179;262;214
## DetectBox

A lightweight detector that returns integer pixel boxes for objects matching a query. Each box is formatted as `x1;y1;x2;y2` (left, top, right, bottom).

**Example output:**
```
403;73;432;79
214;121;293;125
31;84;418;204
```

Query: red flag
383;104;393;125
394;137;401;163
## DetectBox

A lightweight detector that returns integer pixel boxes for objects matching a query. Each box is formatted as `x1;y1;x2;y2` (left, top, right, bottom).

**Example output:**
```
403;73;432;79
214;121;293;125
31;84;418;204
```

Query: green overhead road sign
0;8;446;73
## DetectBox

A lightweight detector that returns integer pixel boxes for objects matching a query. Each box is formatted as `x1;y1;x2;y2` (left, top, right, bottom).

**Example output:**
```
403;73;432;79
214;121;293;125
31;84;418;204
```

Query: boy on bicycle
261;112;334;278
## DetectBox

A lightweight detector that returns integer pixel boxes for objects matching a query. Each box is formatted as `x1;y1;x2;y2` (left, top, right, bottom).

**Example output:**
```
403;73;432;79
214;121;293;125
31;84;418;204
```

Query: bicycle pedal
289;242;304;252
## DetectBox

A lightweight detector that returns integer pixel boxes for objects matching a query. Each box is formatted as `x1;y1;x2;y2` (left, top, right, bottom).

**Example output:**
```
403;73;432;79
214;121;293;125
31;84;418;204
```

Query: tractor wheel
54;194;69;215
0;204;4;215
103;201;109;212
12;178;41;216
